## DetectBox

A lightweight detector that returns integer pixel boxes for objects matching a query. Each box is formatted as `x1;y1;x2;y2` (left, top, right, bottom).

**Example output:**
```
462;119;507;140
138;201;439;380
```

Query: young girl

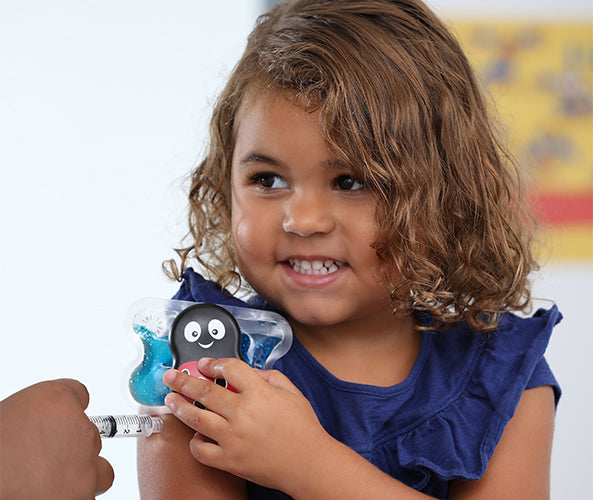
138;0;561;498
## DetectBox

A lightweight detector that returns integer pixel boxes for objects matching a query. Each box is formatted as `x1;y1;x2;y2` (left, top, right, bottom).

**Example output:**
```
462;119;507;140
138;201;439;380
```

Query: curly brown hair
165;0;539;331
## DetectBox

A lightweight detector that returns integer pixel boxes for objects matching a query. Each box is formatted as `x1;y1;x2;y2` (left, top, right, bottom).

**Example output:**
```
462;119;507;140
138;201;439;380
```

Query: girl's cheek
232;217;259;258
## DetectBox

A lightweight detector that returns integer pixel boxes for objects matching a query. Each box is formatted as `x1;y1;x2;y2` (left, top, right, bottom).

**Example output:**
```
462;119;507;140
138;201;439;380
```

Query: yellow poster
452;21;592;260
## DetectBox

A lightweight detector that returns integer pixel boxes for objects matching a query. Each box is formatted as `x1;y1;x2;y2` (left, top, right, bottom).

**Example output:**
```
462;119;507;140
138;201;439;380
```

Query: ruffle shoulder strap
385;306;561;494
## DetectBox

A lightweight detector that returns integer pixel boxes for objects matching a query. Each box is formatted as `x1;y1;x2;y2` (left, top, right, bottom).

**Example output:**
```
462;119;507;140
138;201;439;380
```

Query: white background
1;1;591;498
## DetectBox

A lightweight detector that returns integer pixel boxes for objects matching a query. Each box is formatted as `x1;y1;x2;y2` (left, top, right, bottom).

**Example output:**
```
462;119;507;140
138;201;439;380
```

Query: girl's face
230;90;393;329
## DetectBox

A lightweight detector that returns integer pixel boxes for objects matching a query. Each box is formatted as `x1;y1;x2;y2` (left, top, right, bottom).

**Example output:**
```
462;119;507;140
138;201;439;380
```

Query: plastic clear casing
126;298;293;407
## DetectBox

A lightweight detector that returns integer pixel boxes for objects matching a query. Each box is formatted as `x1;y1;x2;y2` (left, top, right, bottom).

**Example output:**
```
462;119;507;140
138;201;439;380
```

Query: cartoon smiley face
169;303;242;406
183;317;226;349
169;302;242;370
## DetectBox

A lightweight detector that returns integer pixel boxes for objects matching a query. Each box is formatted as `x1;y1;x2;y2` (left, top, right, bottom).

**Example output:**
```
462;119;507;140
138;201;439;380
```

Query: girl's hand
163;358;331;492
162;360;437;499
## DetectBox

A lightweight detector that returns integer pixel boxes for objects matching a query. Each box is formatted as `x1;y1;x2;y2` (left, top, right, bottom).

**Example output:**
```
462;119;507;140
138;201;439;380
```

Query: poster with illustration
453;21;592;260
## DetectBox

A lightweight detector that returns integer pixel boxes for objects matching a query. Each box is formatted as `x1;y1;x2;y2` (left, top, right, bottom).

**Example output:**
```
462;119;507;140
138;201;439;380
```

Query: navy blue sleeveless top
174;268;561;499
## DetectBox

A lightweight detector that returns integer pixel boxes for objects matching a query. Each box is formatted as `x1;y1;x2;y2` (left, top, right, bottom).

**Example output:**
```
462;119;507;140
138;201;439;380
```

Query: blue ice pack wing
127;298;292;407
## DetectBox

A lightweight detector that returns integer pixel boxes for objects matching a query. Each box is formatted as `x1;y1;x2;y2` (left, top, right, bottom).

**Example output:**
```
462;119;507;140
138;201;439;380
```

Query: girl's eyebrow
239;153;282;167
239;152;347;171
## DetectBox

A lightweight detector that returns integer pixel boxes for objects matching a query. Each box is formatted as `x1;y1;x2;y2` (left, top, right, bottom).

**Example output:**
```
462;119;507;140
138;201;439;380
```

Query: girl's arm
137;407;247;499
448;385;556;499
163;359;554;500
281;385;555;500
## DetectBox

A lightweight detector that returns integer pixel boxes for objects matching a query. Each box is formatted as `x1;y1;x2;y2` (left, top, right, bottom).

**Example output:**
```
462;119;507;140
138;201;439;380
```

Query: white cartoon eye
184;321;201;343
208;319;226;340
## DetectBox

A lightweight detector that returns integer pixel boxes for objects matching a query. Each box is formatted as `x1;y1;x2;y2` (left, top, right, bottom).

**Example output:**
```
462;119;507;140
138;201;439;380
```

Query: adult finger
95;456;115;496
53;378;91;410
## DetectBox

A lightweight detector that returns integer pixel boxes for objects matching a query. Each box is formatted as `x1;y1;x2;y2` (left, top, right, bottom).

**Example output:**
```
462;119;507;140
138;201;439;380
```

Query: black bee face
170;303;242;366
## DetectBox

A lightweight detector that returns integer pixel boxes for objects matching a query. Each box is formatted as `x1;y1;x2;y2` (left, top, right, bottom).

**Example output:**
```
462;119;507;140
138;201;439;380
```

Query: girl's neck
289;312;421;387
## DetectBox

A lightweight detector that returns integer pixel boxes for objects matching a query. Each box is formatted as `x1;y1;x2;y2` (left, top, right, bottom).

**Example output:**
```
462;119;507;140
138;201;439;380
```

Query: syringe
88;414;163;438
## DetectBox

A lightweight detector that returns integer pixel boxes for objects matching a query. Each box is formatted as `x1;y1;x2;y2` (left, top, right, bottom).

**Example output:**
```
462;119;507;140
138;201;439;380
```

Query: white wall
0;2;260;499
428;0;592;19
0;1;590;499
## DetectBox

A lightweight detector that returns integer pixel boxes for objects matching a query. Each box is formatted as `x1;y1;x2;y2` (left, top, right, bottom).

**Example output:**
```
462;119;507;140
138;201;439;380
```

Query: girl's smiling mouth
288;258;346;275
281;258;349;287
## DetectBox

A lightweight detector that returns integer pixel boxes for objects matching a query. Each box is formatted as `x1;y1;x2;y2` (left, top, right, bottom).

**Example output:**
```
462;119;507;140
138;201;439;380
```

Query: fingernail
163;369;178;385
164;392;177;410
197;357;213;370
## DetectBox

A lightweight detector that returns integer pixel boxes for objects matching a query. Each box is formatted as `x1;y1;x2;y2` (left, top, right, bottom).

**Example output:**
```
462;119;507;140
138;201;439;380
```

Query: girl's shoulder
376;305;562;493
418;304;562;408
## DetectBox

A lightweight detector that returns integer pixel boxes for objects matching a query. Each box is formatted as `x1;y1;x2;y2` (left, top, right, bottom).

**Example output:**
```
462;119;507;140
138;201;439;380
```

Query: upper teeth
289;259;344;275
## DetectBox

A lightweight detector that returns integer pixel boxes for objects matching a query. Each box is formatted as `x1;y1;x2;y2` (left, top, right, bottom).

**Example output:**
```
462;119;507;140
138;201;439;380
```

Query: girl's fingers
255;368;303;396
164;391;229;439
189;432;226;468
196;357;263;393
198;358;302;396
163;369;236;418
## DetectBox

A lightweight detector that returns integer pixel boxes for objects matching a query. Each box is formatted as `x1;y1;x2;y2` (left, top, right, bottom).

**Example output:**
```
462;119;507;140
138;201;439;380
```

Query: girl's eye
334;175;365;191
250;172;289;189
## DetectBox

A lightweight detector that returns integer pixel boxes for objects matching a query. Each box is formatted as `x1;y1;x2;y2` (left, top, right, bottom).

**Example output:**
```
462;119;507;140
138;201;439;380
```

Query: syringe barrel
89;414;163;438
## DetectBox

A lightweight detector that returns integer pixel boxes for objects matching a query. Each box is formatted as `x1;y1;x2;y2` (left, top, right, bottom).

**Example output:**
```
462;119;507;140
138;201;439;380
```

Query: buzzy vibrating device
127;298;293;408
83;299;291;438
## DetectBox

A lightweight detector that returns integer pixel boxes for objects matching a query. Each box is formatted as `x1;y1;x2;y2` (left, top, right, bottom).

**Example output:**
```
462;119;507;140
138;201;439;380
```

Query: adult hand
0;379;114;499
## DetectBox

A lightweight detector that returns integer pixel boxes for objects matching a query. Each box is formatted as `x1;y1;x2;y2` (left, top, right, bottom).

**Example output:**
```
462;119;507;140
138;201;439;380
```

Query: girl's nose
282;192;336;237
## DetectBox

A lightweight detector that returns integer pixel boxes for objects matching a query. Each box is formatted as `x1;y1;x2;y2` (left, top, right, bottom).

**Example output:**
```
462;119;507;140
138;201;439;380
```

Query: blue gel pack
127;298;293;407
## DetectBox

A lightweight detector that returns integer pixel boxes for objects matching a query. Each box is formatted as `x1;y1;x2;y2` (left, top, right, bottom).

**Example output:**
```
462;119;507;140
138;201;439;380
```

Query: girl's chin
279;303;355;328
